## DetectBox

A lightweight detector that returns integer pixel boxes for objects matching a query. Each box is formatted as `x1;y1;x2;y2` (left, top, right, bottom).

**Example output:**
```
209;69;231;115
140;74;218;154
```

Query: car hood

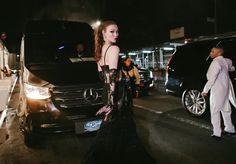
26;62;100;86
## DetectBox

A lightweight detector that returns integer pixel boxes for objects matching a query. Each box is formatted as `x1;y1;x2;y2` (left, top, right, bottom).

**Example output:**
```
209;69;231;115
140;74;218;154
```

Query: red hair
94;20;117;62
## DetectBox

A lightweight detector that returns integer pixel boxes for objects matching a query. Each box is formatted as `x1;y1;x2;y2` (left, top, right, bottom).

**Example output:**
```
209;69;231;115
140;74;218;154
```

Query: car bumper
140;79;154;90
165;77;182;95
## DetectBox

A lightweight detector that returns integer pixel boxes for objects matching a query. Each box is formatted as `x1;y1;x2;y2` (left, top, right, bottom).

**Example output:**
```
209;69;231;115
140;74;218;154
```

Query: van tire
23;114;41;148
24;131;37;148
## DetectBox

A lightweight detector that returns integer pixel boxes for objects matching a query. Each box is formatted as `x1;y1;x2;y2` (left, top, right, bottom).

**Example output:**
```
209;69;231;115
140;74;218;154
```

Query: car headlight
140;74;145;79
24;83;51;100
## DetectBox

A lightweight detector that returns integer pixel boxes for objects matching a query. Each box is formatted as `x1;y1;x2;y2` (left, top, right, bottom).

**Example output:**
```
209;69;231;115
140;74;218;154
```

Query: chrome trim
52;85;103;109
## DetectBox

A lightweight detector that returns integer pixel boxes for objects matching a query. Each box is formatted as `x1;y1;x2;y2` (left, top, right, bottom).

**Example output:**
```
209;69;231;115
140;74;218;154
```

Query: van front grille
52;85;103;109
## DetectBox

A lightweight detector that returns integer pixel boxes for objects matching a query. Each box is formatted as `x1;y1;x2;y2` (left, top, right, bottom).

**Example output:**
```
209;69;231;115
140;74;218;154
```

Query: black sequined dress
84;46;155;164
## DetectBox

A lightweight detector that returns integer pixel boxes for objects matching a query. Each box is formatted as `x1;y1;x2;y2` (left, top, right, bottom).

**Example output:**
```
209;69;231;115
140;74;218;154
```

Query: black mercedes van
165;32;236;117
18;20;103;147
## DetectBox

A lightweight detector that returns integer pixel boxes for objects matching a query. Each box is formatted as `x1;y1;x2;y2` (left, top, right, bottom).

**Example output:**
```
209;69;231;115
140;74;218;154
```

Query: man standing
0;32;11;79
202;46;236;140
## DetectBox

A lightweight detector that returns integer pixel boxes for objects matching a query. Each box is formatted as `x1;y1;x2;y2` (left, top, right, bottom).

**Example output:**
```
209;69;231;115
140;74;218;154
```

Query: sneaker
211;134;222;141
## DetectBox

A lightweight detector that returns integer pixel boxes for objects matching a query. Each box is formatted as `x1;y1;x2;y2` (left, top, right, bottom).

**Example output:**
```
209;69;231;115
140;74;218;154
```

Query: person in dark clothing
75;43;85;57
83;20;155;164
122;56;141;99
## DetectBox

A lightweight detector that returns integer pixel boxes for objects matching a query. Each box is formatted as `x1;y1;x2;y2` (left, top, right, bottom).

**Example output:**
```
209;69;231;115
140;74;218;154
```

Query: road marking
134;104;163;114
134;104;212;131
166;113;212;131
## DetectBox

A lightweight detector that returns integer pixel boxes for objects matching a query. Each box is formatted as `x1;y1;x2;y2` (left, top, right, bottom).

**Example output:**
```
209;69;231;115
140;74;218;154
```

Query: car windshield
24;21;94;65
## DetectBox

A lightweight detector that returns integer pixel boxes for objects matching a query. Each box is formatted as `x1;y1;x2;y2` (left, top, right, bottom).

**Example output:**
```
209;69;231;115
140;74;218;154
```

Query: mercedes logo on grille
83;88;98;102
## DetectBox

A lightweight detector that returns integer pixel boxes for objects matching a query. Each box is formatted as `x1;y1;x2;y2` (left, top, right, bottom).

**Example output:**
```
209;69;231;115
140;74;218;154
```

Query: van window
24;21;94;65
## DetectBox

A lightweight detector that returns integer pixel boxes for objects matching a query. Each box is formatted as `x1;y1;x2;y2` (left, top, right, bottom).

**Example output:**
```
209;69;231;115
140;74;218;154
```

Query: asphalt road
1;85;236;164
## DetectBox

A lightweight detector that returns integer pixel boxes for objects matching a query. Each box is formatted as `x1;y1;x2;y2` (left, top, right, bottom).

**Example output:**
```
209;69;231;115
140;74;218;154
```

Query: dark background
1;0;236;51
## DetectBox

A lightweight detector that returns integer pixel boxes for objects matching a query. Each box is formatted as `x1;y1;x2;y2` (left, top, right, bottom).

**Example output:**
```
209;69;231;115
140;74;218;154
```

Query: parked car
165;32;236;117
138;67;154;96
18;20;104;147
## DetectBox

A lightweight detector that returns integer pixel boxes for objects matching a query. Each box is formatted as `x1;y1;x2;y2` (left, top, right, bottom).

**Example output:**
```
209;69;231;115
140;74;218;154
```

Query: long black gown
84;47;155;164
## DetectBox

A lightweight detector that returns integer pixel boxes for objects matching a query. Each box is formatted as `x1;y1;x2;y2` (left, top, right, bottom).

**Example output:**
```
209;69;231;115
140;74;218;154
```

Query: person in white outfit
202;46;236;140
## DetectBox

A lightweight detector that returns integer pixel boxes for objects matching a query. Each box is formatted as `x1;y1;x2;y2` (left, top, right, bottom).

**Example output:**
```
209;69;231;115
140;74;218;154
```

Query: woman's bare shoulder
109;45;120;52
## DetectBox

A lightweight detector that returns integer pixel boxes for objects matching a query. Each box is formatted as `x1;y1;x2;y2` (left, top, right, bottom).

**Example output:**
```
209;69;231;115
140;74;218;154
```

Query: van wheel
182;89;208;117
24;131;37;148
23;115;41;148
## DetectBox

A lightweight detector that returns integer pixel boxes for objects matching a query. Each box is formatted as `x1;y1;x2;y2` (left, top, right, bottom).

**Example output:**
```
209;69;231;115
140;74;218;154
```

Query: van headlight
24;83;51;100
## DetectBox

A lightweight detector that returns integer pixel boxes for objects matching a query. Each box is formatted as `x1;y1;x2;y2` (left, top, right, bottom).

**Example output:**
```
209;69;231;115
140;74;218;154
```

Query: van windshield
24;21;94;65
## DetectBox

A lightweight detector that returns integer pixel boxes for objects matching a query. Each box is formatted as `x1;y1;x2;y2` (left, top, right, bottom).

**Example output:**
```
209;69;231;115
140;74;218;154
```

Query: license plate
75;119;102;134
84;120;102;132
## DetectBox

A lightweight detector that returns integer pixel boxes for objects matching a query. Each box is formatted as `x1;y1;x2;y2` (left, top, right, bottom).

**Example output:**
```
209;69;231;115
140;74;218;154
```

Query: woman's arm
97;63;104;81
96;45;120;121
107;46;120;107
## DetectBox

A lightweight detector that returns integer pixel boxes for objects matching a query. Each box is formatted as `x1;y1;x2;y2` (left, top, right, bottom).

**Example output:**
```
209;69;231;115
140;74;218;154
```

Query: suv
165;32;236;117
18;20;103;147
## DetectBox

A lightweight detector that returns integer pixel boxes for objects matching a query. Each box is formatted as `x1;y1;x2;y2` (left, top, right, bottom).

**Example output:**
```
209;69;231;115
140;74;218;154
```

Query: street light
142;50;153;53
163;47;174;51
91;20;101;29
95;20;101;27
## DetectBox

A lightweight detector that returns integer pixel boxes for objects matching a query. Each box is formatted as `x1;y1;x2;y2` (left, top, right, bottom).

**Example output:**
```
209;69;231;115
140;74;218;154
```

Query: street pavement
134;89;213;132
0;74;18;144
133;89;236;164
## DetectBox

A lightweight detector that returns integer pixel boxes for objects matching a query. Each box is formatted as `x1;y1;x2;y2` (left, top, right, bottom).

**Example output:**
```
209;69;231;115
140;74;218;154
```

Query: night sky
1;0;236;51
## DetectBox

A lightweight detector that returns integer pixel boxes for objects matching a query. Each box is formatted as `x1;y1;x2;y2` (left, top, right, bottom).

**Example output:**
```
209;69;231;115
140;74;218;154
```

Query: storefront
125;42;183;70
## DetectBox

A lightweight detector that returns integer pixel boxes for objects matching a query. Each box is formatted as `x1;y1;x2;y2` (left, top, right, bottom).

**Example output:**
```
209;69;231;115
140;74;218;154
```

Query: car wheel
182;89;208;117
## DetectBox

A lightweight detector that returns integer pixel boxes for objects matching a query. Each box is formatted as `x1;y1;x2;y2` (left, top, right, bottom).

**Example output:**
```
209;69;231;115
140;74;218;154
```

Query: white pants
211;101;235;137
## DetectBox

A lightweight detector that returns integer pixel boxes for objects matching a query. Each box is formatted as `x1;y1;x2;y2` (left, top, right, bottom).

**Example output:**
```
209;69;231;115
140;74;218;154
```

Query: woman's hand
96;105;112;121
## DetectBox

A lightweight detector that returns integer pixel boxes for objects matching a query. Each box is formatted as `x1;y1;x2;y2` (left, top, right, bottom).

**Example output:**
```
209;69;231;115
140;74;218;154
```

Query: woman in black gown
84;20;155;164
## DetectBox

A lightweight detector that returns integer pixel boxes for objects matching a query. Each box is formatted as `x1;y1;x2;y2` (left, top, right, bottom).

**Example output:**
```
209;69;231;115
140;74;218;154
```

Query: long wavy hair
94;20;117;62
